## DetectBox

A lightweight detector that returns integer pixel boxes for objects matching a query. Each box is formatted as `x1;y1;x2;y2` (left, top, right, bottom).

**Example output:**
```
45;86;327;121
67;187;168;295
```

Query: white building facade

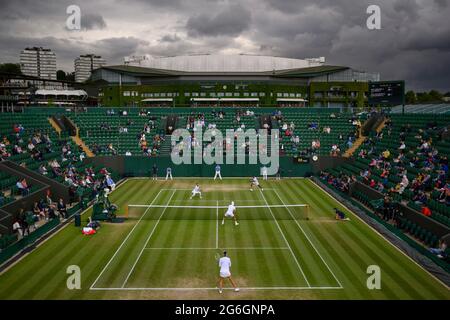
75;54;106;83
20;47;57;80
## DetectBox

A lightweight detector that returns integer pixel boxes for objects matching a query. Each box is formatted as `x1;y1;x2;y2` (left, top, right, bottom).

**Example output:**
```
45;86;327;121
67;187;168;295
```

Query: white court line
90;188;164;290
128;204;308;209
90;286;342;291
156;185;274;192
216;201;219;249
309;178;450;290
272;188;343;289
143;247;290;250
121;190;176;288
171;199;266;202
258;189;311;288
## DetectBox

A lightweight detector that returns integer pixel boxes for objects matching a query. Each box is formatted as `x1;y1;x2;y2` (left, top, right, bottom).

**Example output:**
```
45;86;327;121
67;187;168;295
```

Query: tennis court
0;179;448;299
90;187;341;291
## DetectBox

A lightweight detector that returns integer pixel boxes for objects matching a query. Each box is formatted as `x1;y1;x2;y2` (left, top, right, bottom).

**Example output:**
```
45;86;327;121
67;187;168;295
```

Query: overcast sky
0;0;449;91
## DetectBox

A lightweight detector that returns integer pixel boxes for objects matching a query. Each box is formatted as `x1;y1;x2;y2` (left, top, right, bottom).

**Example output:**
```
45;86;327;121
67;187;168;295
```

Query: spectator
57;198;68;218
429;240;448;259
421;204;432;217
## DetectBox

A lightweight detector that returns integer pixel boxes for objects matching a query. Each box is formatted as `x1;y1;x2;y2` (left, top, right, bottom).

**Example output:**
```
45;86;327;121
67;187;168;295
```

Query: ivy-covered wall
98;81;368;108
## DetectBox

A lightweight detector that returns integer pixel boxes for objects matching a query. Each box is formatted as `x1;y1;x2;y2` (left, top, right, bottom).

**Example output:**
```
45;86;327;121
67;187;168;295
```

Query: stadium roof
96;65;349;78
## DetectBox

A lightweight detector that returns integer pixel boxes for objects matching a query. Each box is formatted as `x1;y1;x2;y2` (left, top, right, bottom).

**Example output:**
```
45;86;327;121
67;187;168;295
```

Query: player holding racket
217;251;239;294
222;201;239;226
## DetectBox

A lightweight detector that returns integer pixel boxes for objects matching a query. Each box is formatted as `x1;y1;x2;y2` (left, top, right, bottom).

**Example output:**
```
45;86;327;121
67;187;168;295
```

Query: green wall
309;82;368;108
98;82;367;108
123;156;312;177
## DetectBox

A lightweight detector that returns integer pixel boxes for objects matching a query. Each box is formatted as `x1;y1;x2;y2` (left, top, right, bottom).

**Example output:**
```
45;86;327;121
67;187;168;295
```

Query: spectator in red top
421;204;432;217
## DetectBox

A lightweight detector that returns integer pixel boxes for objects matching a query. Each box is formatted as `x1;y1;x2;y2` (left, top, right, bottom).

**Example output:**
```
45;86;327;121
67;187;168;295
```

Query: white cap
231;201;235;206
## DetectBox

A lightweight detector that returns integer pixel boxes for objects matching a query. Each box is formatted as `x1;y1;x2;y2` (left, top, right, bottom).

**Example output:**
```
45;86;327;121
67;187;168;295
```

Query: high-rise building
20;47;57;80
74;54;106;83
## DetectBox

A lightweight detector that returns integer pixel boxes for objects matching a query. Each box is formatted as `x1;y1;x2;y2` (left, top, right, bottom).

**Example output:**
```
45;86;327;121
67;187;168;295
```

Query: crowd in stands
319;170;356;194
321;112;449;259
11;193;68;239
356;116;449;212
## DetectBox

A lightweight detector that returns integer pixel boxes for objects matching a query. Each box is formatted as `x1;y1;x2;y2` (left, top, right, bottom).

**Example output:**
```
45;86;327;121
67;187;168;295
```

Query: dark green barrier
123;156;312;177
0;218;60;265
317;178;450;274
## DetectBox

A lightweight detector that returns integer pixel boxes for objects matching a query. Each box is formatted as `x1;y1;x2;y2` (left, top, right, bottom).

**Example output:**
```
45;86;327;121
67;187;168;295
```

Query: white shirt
219;257;231;274
252;177;259;185
226;204;236;215
193;186;200;192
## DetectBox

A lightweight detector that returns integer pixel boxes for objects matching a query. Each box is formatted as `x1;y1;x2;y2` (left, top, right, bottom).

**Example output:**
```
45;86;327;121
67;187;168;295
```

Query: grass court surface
0;178;448;299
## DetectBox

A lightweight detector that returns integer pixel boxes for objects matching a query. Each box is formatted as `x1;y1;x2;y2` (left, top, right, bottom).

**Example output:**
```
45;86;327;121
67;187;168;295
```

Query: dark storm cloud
186;3;251;37
160;34;181;43
80;13;107;30
434;0;448;8
0;0;449;91
0;32;146;71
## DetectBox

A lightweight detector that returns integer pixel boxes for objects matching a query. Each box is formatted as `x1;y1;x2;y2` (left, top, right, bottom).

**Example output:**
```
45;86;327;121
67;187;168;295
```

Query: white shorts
225;212;234;218
220;271;231;278
192;190;201;195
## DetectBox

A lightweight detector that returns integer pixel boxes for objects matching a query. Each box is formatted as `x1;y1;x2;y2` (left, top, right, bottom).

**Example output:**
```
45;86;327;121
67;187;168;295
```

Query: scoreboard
368;81;405;106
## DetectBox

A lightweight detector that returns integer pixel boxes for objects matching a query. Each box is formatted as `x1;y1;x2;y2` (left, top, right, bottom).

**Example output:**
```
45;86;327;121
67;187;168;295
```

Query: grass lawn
0;178;448;300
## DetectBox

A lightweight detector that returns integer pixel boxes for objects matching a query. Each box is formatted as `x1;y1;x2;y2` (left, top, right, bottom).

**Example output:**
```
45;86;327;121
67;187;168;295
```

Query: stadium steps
343;128;364;158
47;117;62;137
71;127;95;158
375;117;388;134
159;135;172;156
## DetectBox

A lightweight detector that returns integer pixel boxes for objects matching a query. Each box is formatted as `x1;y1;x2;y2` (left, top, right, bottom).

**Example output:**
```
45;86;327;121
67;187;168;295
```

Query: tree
57;70;66;80
66;72;75;82
416;92;431;103
405;90;417;104
428;90;443;102
57;70;75;82
0;63;22;74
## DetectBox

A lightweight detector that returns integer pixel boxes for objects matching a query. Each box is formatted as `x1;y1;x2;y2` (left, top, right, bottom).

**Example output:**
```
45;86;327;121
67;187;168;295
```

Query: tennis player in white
262;166;268;180
250;176;263;191
218;251;239;294
222;201;239;226
190;183;202;199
